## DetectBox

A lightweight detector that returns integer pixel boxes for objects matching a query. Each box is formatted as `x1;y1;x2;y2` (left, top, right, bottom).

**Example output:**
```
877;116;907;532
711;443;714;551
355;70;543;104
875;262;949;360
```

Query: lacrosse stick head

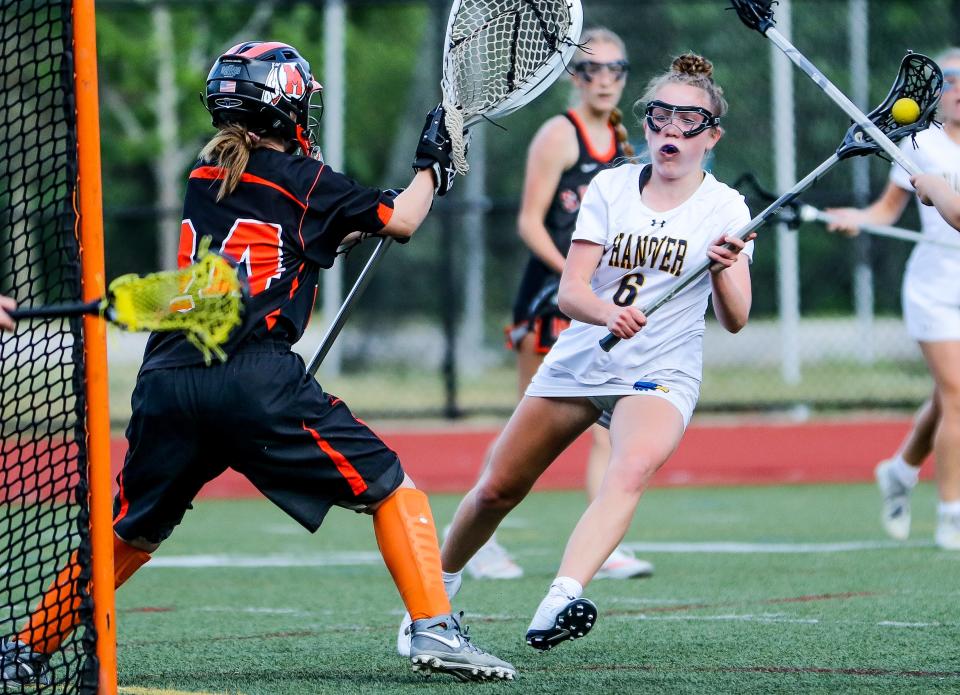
108;245;244;363
727;0;777;35
440;0;583;174
837;52;943;159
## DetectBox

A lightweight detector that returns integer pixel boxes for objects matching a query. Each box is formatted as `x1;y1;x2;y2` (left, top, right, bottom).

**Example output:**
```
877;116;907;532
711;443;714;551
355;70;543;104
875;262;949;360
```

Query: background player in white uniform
469;27;653;583
911;172;960;231
827;48;960;550
438;53;755;650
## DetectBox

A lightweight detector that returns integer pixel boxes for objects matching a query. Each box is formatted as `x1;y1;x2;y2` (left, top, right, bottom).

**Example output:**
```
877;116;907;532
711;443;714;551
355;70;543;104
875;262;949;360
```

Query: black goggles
644;100;719;137
573;60;630;82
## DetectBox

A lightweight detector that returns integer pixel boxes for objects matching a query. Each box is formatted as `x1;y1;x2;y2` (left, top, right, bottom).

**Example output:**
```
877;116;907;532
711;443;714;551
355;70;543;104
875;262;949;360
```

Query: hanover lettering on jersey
608;231;687;276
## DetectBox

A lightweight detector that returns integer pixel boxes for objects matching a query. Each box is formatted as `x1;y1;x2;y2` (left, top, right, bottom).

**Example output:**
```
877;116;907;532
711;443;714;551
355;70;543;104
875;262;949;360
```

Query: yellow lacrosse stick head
107;239;244;363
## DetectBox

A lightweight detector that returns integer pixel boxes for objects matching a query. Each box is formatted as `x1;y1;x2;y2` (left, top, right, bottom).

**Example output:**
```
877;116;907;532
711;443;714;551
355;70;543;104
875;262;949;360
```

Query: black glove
413;104;459;197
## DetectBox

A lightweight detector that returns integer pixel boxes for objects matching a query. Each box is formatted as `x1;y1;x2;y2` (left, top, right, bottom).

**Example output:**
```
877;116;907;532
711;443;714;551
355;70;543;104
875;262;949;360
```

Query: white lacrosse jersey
534;163;752;393
889;127;960;306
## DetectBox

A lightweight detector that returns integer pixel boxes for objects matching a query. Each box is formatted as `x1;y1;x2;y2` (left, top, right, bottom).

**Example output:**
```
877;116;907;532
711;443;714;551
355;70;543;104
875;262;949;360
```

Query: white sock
890;456;920;487
442;570;462;599
551;576;583;599
938;500;960;518
527;577;583;632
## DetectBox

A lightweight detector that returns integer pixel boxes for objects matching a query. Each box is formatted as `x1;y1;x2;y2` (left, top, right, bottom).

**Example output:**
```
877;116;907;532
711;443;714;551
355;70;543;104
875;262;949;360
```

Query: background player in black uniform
1;41;515;685
472;28;654;581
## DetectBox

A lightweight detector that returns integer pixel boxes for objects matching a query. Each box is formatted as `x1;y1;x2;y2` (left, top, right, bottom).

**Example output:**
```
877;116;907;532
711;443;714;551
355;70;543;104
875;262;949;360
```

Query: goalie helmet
205;41;322;155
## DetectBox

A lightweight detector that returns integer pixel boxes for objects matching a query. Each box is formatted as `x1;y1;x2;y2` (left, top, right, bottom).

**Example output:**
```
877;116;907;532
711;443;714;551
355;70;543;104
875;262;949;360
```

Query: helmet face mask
205;41;323;153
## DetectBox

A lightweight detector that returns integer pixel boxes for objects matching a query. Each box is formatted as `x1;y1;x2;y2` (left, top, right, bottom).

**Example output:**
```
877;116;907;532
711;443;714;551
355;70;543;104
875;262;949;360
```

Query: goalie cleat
409;612;516;681
875;459;913;541
525;598;597;651
0;638;50;686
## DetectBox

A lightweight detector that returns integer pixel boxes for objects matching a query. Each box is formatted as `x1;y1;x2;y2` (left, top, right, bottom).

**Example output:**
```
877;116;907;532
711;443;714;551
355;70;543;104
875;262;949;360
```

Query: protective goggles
573;60;630;82
943;68;960;91
644;100;719;137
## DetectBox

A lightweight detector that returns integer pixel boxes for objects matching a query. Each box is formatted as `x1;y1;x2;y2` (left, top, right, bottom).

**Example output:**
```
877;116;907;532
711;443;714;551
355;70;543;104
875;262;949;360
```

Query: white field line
622;613;946;628
145;551;381;568
119;688;235;695
621;540;932;554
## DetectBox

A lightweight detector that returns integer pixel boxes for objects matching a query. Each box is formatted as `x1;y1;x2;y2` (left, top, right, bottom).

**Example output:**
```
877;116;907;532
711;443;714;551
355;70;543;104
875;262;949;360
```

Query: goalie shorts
113;340;404;544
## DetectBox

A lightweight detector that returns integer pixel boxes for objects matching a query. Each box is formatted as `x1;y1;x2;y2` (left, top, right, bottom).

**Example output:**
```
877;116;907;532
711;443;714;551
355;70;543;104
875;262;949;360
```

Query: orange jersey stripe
190;166;307;210
302;422;369;496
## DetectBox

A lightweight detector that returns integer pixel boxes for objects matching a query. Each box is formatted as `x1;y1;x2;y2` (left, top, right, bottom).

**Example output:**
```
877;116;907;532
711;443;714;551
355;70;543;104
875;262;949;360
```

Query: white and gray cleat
875;459;912;541
0;638;50;686
409;612;516;681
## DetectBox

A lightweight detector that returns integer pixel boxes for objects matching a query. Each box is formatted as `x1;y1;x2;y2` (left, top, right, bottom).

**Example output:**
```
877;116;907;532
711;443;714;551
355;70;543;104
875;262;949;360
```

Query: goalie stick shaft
9;300;102;320
600;153;841;352
764;27;920;177
306;236;394;376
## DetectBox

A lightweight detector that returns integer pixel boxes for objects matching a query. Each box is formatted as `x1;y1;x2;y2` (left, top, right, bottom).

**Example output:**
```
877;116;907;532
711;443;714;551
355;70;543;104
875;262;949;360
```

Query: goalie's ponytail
199;124;257;202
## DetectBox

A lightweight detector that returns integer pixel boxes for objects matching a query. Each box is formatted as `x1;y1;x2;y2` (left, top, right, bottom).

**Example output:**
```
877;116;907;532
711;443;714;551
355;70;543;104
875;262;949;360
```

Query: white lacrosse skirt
890;128;960;342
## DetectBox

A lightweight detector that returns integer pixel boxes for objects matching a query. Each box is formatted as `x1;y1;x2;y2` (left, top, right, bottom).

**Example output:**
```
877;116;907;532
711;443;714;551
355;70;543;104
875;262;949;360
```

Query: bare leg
585;424;610;502
442;396;598;572
557;396;684;587
898;396;939;467
920;341;960;503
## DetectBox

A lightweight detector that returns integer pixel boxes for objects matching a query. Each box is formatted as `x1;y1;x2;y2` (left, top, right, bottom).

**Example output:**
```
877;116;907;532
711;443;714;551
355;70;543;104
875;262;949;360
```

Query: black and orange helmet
205;41;323;154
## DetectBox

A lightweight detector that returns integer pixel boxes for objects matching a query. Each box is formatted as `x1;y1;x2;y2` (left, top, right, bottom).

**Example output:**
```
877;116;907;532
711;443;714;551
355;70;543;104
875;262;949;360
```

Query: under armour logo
650;219;666;228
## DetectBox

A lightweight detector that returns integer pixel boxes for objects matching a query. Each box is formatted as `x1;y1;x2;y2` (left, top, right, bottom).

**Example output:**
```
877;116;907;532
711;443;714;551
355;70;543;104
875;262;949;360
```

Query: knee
605;455;661;496
117;534;160;554
473;480;525;514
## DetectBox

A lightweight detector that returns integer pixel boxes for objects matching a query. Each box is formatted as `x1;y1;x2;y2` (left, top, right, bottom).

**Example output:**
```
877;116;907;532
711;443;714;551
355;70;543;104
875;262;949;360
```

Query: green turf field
113;483;960;694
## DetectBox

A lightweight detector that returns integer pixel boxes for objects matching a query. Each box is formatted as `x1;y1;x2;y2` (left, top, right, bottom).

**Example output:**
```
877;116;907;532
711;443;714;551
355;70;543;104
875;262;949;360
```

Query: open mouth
660;144;679;155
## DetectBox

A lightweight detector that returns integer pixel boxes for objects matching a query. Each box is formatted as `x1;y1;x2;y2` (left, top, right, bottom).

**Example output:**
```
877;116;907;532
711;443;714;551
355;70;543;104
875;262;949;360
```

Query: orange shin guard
373;488;451;621
18;536;151;654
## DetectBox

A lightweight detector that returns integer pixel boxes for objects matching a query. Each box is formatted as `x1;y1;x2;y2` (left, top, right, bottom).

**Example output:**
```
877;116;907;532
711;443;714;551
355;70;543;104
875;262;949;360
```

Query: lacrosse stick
728;0;941;177
799;206;960;250
9;245;244;363
734;172;960;251
306;0;583;372
599;52;941;352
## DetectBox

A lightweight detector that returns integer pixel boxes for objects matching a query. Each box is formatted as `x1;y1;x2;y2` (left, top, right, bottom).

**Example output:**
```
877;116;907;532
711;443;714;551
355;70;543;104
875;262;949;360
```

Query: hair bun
671;53;713;79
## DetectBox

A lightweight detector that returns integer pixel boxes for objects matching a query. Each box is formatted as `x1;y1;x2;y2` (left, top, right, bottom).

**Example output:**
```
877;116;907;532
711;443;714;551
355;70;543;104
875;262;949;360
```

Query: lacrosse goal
0;1;115;692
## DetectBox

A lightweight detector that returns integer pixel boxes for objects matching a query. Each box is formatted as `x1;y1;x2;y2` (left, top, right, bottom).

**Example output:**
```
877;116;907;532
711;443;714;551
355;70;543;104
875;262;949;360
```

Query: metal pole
849;0;874;364
321;0;346;377
773;0;801;384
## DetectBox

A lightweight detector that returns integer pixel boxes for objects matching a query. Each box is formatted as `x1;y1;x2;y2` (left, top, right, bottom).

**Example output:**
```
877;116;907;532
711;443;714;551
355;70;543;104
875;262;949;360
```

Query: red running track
93;416;930;498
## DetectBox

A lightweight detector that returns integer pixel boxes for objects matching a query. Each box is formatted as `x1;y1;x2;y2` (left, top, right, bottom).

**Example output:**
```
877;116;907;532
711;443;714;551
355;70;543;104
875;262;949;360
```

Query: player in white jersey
827;48;960;550
438;53;755;651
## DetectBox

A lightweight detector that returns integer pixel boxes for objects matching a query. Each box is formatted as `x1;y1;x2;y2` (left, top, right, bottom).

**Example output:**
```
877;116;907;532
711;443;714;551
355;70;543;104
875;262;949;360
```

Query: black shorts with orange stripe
112;339;404;544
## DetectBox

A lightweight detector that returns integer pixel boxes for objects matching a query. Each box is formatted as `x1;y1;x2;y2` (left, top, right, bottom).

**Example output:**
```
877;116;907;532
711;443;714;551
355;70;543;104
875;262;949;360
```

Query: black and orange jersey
141;148;394;371
543;110;624;256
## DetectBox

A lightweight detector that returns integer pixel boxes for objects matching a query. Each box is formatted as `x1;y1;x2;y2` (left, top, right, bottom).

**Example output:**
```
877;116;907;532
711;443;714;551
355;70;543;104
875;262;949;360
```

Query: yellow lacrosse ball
891;97;921;125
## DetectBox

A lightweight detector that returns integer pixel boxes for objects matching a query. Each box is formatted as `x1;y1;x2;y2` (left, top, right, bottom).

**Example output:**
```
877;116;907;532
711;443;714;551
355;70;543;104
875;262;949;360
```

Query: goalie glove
412;104;464;197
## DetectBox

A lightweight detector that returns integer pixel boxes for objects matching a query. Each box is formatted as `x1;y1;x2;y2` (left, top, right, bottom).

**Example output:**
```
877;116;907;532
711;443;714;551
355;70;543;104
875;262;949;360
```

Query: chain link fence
92;0;960;418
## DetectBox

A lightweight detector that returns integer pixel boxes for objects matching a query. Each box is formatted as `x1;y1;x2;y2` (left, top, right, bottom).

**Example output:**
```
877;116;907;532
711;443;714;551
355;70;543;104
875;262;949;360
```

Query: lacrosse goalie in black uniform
0;40;515;685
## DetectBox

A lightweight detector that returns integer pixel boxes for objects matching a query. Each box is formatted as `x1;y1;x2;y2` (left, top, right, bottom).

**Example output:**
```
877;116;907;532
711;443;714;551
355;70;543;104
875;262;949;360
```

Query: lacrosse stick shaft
306;236;394;376
9;300;102;320
764;28;920;176
801;205;960;250
600;153;841;352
